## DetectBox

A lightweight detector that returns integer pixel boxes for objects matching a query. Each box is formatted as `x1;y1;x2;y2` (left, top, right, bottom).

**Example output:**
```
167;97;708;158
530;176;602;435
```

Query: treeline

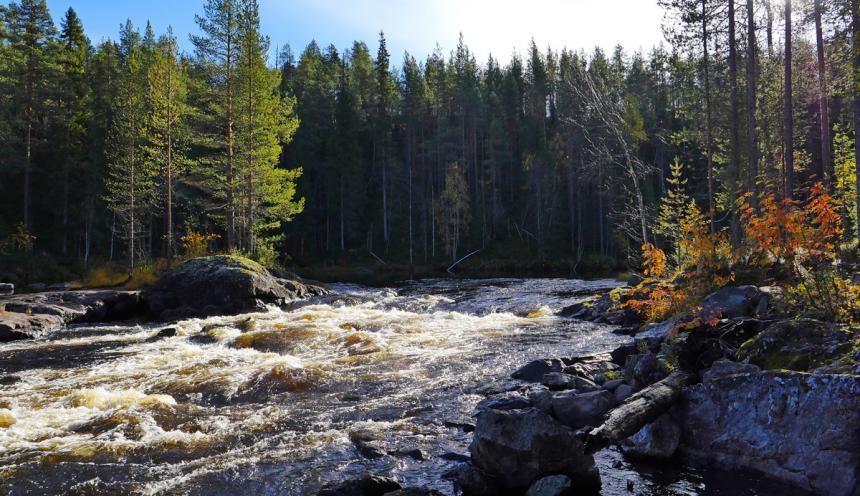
0;0;858;277
0;0;302;273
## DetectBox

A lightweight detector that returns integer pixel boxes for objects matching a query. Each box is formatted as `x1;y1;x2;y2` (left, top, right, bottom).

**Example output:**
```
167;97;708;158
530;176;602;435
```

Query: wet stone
476;392;532;412
317;475;401;496
355;440;387;459
391;448;425;461
0;375;21;386
440;451;471;463
511;358;565;382
526;475;573;496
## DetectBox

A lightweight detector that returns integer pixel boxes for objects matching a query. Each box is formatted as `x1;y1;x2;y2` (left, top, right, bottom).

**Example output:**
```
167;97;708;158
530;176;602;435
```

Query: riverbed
0;278;802;495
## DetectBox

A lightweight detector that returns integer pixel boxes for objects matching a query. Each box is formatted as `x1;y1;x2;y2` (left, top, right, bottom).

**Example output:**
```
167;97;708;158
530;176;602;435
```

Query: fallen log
585;370;693;454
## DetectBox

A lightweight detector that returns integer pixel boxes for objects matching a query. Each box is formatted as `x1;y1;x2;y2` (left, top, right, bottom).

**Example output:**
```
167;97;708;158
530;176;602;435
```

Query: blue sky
45;0;666;66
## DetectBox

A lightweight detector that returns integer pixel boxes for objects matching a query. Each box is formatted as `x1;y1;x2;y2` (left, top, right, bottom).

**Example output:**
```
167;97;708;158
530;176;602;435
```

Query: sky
45;0;667;66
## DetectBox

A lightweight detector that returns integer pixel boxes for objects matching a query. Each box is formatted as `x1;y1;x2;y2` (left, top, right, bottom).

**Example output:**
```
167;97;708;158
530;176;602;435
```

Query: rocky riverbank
0;255;327;342
453;285;860;496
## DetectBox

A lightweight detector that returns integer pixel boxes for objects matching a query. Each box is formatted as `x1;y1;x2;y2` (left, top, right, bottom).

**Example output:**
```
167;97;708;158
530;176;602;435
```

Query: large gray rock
698;285;762;320
144;255;326;320
633;352;670;387
512;358;565;382
461;408;600;494
736;319;855;373
634;319;677;351
541;372;600;392
552;390;614;429
317;475;401;496
0;290;142;341
701;359;760;383
526;475;572;496
621;413;680;460
678;371;860;496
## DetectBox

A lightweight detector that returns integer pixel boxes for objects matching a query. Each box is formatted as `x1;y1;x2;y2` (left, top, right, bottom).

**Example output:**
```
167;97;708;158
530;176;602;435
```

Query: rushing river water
0;278;802;495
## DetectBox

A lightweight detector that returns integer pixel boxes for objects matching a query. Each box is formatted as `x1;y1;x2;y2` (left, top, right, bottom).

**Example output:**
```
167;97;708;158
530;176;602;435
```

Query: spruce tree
56;7;90;256
5;0;55;230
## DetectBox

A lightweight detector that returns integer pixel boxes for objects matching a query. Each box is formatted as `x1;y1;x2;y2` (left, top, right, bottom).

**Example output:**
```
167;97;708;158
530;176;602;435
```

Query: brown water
0;279;805;495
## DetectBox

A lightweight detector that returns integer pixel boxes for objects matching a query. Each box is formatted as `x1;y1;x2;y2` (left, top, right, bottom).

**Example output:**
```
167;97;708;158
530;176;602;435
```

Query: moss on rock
737;319;856;373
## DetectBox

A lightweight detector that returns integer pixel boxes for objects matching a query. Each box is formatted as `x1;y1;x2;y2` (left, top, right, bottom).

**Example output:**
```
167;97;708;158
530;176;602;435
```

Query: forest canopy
0;0;857;281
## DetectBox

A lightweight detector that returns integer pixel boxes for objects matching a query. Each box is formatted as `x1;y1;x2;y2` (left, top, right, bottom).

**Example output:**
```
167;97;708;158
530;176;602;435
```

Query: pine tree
234;0;302;256
192;0;241;249
105;21;154;271
4;0;55;230
146;27;189;259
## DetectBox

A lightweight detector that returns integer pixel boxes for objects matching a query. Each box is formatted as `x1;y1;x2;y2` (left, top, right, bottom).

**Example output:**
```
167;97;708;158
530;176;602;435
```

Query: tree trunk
703;0;716;233
728;0;741;245
785;0;794;199
853;0;859;241
166;49;174;261
226;7;236;250
246;39;255;255
746;0;759;206
586;371;693;453
766;0;774;54
130;146;136;273
814;0;832;189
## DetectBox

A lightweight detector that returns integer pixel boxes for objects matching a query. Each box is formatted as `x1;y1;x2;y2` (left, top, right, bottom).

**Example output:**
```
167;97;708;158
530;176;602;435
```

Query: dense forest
0;0;858;282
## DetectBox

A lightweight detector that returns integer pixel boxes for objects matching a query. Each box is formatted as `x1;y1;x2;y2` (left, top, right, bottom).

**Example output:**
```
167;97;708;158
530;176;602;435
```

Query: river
0;278;800;495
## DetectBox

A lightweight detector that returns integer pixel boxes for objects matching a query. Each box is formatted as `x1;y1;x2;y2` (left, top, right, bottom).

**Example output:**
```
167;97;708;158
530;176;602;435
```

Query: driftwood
585;370;693;454
447;249;482;274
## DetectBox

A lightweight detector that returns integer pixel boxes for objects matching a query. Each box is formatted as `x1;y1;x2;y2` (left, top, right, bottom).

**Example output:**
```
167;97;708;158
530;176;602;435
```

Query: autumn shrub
83;267;129;288
125;263;159;289
180;229;220;260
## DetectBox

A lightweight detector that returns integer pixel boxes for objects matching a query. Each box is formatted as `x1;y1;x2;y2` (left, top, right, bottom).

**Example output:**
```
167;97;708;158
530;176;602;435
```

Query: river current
0;278;798;495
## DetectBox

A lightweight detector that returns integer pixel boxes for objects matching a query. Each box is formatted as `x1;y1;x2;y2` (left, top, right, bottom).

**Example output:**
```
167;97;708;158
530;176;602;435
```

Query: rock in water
384;489;445;496
679;371;860;496
460;407;600;494
317;475;400;496
551;390;614;429
0;283;13;296
621;413;680;460
144;255;327;320
512;359;565;382
0;290;142;341
526;475;573;496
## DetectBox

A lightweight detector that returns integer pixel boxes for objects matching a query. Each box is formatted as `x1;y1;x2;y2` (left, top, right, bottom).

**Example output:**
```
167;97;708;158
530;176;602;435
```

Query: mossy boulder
143;255;327;320
736;319;856;373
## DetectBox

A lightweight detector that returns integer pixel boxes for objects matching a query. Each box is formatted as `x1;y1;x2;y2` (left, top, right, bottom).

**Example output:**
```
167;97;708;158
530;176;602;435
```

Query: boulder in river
144;255;327;320
551;390;614;429
512;358;565;382
0;289;142;341
317;475;401;496
678;370;860;496
459;407;600;495
526;474;573;496
632;352;670;387
621;413;680;460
